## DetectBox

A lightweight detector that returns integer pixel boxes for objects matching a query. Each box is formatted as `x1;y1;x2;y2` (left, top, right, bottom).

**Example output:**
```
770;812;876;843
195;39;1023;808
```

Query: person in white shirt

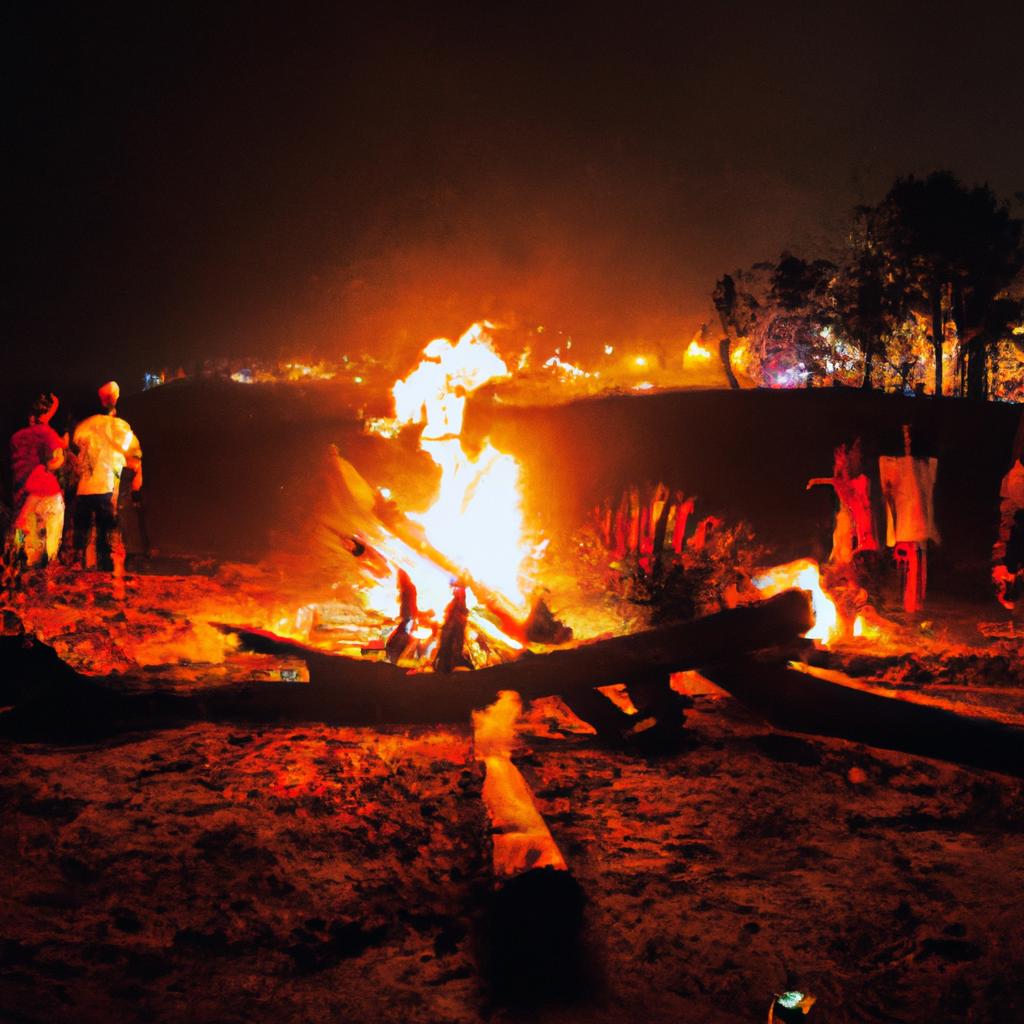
71;381;142;571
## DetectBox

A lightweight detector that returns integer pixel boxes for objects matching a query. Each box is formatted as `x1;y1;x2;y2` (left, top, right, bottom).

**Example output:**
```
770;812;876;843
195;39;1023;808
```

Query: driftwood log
702;659;1024;779
0;591;811;739
5;595;1024;780
208;588;813;722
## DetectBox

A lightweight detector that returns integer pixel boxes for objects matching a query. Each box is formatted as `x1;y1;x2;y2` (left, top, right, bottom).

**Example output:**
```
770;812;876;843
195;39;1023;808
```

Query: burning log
384;568;417;664
434;585;471;673
331;448;531;640
701;658;1024;778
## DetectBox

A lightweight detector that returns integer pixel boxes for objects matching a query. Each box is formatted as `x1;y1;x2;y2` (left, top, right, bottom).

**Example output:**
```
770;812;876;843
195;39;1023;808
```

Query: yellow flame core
390;323;530;612
753;558;840;644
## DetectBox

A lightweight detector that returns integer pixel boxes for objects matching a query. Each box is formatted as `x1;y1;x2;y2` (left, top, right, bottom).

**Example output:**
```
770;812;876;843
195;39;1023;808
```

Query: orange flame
753;558;840;644
371;323;533;618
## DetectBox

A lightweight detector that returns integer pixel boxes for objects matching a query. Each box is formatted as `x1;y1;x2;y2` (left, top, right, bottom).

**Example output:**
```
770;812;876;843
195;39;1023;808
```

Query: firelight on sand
752;558;840;644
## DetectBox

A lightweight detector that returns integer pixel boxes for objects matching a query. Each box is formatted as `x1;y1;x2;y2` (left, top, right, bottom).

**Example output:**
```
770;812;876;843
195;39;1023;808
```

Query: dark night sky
7;1;1024;394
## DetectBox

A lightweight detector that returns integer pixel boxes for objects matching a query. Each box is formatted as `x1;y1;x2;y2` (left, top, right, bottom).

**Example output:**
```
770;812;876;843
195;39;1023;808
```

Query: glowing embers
753;558;840;645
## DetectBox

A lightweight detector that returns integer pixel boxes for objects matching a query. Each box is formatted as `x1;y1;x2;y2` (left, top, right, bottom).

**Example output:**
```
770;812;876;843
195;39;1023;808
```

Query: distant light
684;339;712;362
777;991;808;1010
634;355;648;368
604;344;614;356
354;376;364;384
379;487;392;500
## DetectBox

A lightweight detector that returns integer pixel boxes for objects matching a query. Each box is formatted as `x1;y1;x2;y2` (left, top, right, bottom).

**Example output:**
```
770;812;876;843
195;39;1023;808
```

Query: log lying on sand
473;691;567;878
0;591;812;740
209;588;813;722
702;659;1024;779
472;691;587;1003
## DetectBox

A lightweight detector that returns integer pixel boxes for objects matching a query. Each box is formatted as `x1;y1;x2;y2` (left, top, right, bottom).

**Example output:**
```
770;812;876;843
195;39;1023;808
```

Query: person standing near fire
10;393;69;513
806;438;879;568
15;444;67;570
992;414;1024;610
71;381;142;572
878;425;939;614
2;393;70;590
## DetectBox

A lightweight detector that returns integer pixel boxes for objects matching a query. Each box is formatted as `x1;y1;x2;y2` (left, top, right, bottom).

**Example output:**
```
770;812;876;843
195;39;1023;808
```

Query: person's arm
125;431;143;492
993;494;1015;567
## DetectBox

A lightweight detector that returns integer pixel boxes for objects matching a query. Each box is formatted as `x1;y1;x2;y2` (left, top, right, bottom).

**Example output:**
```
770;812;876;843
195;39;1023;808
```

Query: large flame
752;558;840;644
386;323;531;613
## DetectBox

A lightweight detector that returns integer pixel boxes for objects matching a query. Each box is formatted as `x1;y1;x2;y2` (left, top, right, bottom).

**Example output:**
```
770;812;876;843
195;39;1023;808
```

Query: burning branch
330;447;548;644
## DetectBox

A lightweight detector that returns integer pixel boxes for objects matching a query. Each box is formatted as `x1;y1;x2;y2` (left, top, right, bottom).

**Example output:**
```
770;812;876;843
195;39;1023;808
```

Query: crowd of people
2;380;142;594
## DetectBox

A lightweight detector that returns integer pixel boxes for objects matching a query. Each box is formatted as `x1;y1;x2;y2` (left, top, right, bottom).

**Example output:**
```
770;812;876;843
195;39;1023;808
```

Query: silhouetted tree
870;172;1023;396
960;296;1024;399
830;214;905;390
712;272;755;389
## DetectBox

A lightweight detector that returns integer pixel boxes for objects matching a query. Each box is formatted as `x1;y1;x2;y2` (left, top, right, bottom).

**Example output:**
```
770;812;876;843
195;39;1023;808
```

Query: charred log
209;588;813;722
384;569;418;664
0;591;812;740
435;585;472;673
702;659;1024;779
523;598;573;645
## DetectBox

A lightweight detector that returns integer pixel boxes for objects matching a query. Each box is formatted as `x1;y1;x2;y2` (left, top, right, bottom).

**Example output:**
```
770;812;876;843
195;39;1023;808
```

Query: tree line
712;172;1024;400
